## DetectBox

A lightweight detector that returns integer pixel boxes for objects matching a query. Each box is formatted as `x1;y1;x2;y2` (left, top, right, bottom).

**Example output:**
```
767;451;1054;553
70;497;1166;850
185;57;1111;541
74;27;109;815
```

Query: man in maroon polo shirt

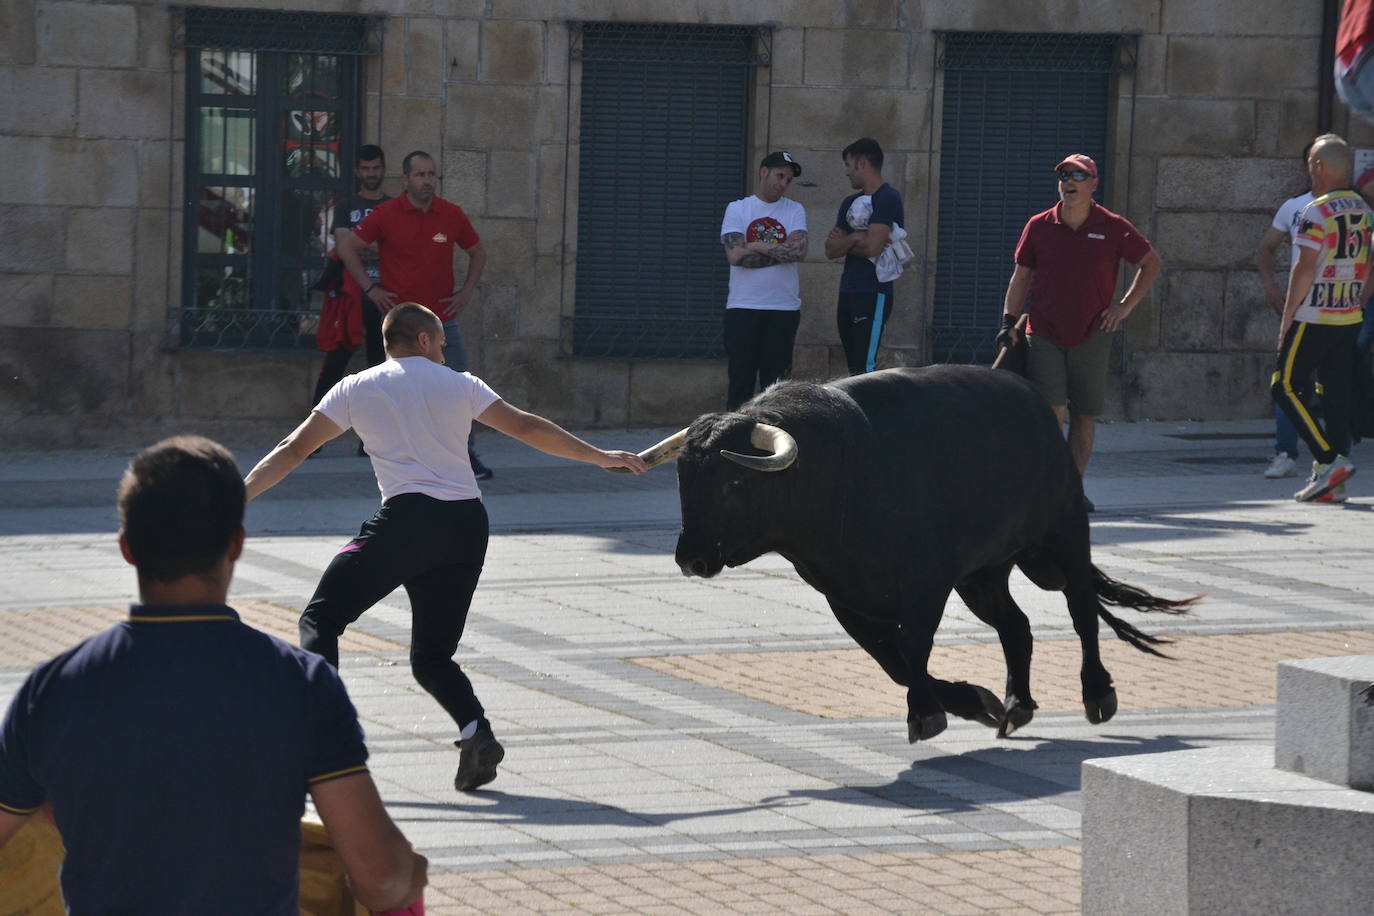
998;154;1162;505
337;150;494;477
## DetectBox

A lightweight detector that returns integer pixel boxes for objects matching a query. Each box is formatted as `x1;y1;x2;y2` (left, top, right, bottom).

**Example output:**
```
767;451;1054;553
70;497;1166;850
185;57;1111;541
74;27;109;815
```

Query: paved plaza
2;419;1373;913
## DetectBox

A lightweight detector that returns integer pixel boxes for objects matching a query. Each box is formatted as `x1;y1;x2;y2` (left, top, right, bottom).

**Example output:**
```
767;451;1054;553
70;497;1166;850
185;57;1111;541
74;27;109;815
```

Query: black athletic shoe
471;454;494;481
454;721;504;792
1084;496;1095;513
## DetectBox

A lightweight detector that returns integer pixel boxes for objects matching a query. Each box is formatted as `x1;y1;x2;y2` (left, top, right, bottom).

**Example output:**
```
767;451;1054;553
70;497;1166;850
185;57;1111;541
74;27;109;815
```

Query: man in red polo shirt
338;150;494;477
997;154;1163;505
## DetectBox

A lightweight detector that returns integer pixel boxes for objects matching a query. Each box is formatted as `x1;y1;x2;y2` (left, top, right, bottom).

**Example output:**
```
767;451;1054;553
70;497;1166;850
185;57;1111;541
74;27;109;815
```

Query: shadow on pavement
383;793;788;826
759;732;1247;815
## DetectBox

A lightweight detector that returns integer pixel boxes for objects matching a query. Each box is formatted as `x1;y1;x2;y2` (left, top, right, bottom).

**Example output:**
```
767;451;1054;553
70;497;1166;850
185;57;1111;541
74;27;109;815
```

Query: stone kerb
1275;655;1374;791
1081;655;1374;916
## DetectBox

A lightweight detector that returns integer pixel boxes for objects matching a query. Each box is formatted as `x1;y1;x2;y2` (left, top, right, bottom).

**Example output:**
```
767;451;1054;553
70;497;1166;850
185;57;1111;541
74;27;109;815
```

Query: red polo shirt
352;194;480;312
1014;201;1152;347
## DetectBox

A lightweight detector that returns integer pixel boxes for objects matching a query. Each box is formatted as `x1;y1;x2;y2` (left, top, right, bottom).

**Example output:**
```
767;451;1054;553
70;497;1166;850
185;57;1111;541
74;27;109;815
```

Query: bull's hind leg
956;563;1038;737
1044;524;1118;724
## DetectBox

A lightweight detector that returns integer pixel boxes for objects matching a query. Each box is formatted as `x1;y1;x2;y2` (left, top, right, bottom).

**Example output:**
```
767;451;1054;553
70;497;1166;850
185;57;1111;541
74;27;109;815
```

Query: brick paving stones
627;630;1374;718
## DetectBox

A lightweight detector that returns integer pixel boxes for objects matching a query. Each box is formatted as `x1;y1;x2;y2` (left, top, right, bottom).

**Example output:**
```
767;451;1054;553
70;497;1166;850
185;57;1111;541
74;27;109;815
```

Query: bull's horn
720;423;797;472
604;427;689;474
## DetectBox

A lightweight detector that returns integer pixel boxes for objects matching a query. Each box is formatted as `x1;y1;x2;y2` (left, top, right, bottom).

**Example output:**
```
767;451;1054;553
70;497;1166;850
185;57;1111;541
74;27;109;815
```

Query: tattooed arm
723;231;808;268
765;230;808;263
722;232;774;269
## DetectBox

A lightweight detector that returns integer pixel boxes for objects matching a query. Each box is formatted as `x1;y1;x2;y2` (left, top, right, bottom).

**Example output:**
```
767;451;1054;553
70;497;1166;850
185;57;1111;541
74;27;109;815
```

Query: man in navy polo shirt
998;154;1163;501
0;436;425;913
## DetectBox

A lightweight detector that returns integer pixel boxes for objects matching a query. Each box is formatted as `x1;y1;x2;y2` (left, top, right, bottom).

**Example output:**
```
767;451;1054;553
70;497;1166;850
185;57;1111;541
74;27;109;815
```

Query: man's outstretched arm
244;412;345;502
476;401;647;473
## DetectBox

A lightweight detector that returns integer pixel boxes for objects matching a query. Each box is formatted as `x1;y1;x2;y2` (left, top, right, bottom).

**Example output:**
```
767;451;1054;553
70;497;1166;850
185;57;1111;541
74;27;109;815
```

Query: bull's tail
1092;565;1199;614
1097;606;1173;658
1090;565;1200;659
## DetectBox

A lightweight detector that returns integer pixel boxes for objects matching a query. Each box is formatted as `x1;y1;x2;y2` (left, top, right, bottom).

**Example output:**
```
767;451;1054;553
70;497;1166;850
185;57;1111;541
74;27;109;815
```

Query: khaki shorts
1025;331;1112;416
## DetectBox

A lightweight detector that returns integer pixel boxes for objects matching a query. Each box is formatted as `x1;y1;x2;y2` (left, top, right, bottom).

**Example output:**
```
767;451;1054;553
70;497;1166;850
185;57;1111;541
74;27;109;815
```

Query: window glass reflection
280;189;337;258
196;264;251;311
199;107;255;176
198;186;253;254
201;50;256;95
285;54;342;100
284;110;340;178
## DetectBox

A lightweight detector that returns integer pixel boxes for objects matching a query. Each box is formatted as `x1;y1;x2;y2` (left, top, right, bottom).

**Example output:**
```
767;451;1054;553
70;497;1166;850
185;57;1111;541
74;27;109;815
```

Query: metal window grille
170;9;377;350
566;22;768;360
174;6;381;55
930;32;1134;365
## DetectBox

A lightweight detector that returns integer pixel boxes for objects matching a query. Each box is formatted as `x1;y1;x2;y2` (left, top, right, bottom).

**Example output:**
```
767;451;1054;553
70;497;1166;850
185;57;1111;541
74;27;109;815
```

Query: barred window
567;22;770;360
174;7;379;349
930;32;1133;365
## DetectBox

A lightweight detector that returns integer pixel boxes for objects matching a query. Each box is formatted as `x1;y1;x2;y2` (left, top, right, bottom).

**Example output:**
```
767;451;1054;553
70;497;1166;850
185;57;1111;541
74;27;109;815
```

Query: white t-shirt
315;356;501;502
720;195;807;310
1271;190;1315;266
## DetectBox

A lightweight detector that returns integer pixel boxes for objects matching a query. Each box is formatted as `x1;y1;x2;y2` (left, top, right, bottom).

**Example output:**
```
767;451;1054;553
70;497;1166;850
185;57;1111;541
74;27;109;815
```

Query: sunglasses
1056;170;1093;182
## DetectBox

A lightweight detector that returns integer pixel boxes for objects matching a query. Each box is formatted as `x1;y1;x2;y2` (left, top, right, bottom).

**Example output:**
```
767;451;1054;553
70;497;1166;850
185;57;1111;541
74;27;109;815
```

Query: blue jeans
1275;404;1299;459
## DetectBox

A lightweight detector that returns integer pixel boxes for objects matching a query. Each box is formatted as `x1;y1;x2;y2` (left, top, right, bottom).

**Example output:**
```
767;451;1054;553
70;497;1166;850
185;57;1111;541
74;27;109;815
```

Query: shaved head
1311;133;1353;182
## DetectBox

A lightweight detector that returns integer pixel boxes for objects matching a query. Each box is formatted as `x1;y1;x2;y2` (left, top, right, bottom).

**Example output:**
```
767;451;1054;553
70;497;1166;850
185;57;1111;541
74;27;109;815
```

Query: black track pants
300;493;489;729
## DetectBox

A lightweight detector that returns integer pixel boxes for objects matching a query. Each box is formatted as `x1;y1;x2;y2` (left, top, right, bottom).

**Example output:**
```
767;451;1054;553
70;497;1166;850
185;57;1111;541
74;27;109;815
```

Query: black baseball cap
759;151;801;177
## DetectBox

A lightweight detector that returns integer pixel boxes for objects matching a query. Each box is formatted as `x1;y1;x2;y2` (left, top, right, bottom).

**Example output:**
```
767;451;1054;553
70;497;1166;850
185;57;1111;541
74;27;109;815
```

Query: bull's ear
720;423;796;472
605;427;688;473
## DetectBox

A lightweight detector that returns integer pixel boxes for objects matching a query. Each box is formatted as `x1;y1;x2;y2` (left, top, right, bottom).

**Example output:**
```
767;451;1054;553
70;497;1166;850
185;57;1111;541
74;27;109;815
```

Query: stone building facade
1;0;1366;446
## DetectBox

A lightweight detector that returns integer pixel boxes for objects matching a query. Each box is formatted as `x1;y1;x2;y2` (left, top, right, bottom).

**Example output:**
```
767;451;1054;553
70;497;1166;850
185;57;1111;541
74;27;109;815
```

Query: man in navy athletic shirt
0;436;425;913
824;137;906;375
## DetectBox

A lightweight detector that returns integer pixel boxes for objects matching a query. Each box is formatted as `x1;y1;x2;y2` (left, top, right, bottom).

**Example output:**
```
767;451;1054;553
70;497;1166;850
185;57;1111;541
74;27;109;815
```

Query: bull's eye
722;478;745;500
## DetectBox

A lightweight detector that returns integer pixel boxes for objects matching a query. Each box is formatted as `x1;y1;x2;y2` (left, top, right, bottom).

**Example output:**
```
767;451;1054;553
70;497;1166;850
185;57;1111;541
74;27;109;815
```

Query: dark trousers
836;290;893;375
312;348;354;407
724;308;801;410
300;494;490;730
361;297;385;368
1272;321;1359;465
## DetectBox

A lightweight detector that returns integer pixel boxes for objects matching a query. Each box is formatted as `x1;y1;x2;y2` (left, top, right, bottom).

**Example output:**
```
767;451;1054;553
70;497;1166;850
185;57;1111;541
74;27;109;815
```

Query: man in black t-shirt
313;145;392;408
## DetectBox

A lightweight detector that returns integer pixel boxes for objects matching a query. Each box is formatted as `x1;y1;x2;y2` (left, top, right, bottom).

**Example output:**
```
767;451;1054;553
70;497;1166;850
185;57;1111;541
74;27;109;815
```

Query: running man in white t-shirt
244;304;646;792
721;151;808;409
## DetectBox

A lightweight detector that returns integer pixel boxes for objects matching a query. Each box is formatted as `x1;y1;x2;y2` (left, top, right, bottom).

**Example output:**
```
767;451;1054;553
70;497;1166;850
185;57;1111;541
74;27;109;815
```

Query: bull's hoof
907;711;948;743
965;684;1005;729
1084;689;1118;725
997;696;1037;738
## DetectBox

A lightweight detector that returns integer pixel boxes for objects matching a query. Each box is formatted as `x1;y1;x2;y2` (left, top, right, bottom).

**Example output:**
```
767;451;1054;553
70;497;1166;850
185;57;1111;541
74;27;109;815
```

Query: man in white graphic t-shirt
720;151;809;409
1255;142;1315;481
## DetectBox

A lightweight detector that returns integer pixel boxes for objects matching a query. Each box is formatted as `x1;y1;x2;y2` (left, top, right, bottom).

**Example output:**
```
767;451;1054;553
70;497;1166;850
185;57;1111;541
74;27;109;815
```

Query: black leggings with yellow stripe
1271;321;1359;465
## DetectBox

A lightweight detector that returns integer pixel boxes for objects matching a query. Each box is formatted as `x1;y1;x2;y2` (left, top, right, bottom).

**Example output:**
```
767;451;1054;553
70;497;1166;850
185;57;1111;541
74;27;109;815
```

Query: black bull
621;366;1195;743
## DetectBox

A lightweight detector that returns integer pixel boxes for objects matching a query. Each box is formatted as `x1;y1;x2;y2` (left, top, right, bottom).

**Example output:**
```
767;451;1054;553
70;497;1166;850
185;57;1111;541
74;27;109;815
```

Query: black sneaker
471;453;494;481
1084;496;1095;513
453;721;504;792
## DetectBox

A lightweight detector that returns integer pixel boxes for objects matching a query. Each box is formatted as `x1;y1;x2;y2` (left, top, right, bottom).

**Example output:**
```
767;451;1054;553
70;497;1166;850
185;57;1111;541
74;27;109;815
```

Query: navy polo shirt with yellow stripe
0;603;368;914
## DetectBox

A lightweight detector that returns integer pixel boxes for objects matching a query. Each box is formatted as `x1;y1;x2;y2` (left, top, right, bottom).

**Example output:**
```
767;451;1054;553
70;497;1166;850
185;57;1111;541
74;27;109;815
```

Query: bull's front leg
894;619;947;743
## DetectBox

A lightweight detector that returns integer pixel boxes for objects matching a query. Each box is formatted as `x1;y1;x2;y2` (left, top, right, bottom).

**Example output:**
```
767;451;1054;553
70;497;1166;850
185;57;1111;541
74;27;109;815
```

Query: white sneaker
1264;453;1298;478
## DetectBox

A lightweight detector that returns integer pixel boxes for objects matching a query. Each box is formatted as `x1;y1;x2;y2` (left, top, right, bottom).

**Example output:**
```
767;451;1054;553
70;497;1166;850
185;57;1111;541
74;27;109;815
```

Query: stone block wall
0;0;1358;443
